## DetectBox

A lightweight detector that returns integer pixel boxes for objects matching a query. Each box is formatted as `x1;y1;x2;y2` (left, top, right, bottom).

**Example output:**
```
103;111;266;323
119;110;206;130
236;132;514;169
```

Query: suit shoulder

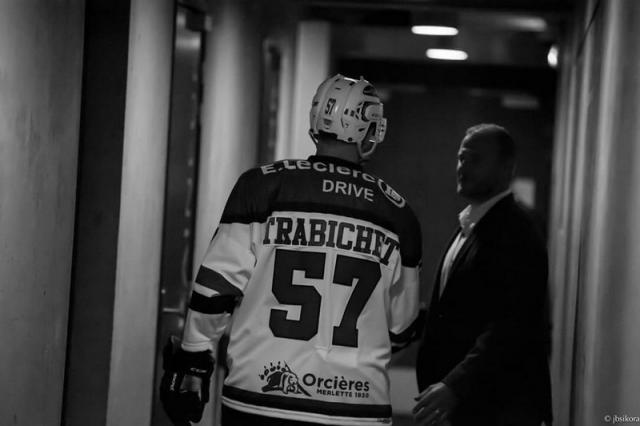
510;201;544;237
491;199;546;251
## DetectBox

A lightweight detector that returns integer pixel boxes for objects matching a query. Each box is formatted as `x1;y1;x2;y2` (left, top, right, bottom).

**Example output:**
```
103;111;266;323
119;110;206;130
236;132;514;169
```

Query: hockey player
160;74;423;425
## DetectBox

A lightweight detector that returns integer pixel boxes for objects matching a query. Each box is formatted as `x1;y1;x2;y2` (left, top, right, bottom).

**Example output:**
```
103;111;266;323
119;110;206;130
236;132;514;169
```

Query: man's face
456;134;510;202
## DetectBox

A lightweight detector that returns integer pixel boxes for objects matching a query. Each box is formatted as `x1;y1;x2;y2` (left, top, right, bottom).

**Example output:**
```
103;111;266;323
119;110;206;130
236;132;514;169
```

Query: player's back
198;155;422;425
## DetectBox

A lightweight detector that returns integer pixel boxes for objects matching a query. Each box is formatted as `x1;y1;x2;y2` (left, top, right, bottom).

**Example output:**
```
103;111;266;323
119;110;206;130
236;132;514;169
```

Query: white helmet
309;74;387;160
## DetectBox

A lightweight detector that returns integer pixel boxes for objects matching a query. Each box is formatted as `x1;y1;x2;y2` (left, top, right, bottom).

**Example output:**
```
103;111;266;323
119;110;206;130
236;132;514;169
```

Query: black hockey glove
160;336;214;425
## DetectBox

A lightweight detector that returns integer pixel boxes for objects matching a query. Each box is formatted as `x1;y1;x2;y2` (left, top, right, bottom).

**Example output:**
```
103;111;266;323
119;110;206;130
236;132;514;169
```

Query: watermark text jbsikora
604;414;640;424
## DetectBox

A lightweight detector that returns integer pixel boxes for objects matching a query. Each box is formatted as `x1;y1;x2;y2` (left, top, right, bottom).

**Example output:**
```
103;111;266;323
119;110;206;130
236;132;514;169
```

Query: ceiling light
426;49;468;61
503;16;548;32
501;93;540;110
547;45;559;68
411;25;459;36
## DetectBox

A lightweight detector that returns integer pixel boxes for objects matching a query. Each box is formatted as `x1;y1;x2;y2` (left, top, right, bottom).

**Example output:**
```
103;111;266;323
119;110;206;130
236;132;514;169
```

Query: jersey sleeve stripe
400;256;421;268
189;293;238;314
222;385;392;419
389;308;426;344
220;213;269;225
195;266;243;297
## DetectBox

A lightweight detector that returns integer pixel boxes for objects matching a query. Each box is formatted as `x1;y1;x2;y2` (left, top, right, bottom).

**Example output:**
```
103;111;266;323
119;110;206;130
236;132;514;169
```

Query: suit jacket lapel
451;232;477;276
438;195;514;300
432;227;462;305
439;228;478;300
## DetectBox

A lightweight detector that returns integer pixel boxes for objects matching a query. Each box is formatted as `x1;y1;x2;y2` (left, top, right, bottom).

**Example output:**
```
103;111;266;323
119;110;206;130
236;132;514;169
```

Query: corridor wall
0;1;85;424
105;0;174;425
193;0;262;423
282;20;331;160
550;1;640;424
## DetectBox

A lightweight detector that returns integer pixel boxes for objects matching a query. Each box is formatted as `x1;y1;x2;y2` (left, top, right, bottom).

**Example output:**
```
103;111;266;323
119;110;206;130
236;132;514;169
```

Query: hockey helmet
309;74;387;159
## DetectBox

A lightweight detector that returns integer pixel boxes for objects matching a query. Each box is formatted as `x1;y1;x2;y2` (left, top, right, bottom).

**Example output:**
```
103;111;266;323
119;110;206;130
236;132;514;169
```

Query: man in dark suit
413;124;552;426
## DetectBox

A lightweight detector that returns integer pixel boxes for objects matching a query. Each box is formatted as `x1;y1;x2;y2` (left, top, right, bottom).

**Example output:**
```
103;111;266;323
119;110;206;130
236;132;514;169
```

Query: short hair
464;123;516;161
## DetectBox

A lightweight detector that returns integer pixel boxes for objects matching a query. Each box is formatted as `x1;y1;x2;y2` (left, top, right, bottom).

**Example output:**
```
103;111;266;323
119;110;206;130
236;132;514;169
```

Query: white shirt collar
458;189;512;236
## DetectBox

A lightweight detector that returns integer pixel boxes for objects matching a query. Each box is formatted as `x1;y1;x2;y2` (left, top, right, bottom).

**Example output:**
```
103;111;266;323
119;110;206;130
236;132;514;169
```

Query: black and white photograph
1;1;637;426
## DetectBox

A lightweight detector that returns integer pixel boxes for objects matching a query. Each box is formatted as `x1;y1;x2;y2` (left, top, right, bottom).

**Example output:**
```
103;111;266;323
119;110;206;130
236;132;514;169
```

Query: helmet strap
308;130;319;146
356;138;378;162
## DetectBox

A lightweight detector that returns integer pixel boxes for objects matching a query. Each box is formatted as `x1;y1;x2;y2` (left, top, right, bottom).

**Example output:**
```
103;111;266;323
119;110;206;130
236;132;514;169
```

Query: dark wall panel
62;1;131;424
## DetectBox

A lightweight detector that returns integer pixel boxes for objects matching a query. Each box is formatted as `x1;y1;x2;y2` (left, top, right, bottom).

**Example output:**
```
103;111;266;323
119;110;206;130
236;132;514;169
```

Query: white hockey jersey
182;155;422;425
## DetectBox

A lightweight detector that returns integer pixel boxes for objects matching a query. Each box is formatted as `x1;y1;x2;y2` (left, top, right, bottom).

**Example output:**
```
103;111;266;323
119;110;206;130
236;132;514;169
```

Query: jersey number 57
269;248;381;348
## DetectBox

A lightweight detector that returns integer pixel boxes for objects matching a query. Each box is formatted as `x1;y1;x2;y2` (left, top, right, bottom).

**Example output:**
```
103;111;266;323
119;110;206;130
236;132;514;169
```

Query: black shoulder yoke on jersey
220;155;422;267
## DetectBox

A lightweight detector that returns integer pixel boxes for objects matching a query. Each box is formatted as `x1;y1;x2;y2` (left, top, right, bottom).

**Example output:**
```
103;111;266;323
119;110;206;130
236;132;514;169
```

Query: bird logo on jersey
259;362;311;397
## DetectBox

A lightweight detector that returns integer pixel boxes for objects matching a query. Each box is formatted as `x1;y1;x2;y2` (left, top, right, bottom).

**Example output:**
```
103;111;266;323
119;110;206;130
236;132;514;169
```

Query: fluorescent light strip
411;25;459;36
426;48;468;61
504;16;548;32
547;45;558;68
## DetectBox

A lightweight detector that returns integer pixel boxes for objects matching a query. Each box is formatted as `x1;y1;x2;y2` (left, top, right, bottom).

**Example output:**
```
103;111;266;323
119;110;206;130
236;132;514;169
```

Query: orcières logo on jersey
260;362;311;396
259;361;372;400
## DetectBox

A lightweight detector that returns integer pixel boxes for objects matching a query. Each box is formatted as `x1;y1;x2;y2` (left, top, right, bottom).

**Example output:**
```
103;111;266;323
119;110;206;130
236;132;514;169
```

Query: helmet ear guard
363;102;383;122
356;117;387;160
309;74;387;160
